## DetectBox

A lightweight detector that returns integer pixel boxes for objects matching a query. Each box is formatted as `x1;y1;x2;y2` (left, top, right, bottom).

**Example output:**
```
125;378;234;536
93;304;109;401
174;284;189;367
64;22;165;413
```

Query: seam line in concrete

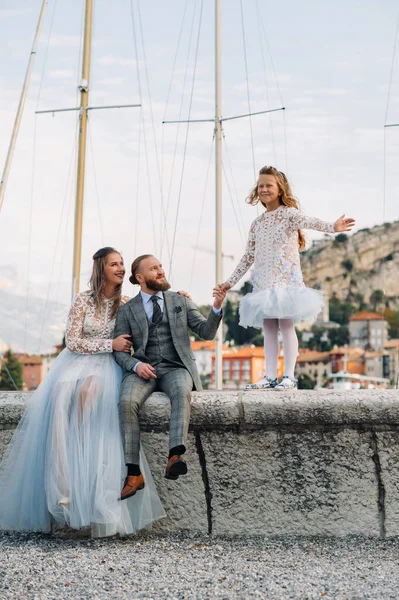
237;391;244;432
194;431;213;535
370;429;386;538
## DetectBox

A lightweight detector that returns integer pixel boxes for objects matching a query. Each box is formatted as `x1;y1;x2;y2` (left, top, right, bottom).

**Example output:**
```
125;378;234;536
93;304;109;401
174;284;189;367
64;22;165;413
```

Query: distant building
16;345;62;391
210;346;284;389
17;354;43;391
329;346;365;375
299;291;340;335
191;340;229;380
383;339;399;385
295;349;331;388
349;311;388;351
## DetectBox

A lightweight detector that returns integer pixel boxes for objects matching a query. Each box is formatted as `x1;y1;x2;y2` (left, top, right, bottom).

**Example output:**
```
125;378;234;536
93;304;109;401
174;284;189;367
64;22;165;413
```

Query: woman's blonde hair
247;166;306;251
89;247;122;318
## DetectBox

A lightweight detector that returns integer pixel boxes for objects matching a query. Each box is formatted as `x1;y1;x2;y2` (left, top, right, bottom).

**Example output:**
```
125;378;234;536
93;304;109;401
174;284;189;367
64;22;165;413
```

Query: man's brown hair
129;254;153;285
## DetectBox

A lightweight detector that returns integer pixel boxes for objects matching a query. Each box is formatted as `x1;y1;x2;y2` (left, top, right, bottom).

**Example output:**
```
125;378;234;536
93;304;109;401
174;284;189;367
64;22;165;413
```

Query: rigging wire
384;10;399;126
189;137;215;291
37;117;80;352
129;0;159;256
282;104;288;172
239;0;256;181
87;119;105;245
55;133;79;308
136;0;171;261
161;2;199;258
160;0;189;182
23;0;59;353
169;0;204;280
254;0;277;165
35;0;85;352
222;161;247;247
382;9;399;298
221;133;246;244
23;117;37;353
133;115;142;258
255;0;288;170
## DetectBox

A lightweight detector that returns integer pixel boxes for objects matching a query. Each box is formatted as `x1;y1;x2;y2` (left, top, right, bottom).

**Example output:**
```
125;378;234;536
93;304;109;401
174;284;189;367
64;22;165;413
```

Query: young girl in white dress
216;166;355;391
0;247;166;537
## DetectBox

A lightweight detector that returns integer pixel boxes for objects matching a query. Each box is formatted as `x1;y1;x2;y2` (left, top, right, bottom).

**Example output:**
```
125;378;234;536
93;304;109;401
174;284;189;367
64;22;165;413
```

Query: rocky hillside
301;220;399;308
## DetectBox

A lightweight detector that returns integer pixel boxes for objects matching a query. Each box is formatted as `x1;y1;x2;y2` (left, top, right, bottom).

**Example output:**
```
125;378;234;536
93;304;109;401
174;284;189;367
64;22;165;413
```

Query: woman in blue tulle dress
0;247;165;537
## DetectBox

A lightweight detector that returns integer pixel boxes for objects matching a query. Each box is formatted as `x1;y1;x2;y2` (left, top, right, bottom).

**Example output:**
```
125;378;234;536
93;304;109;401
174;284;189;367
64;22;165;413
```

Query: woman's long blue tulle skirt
0;349;166;537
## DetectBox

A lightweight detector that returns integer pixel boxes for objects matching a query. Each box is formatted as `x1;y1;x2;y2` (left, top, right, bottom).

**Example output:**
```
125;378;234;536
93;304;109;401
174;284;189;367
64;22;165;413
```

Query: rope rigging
129;1;158;256
239;0;257;182
168;0;205;281
189;137;215;291
160;1;198;261
382;7;399;298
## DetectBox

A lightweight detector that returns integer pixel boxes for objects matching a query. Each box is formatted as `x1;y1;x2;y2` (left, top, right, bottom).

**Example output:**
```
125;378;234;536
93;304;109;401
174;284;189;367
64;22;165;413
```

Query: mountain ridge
301;220;399;308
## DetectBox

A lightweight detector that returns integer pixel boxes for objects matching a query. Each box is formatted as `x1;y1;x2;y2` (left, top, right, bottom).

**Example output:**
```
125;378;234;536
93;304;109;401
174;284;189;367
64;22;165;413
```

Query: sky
1;0;399;351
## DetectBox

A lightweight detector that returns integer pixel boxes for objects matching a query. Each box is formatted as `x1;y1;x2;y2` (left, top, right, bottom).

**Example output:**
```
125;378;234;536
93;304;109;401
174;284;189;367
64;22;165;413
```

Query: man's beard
145;277;171;292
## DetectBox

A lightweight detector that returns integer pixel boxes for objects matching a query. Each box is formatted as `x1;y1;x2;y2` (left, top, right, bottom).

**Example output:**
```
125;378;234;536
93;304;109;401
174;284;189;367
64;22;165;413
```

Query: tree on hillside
370;289;384;311
384;307;399;339
329;295;355;325
328;326;350;348
0;350;23;391
333;233;348;247
224;282;264;346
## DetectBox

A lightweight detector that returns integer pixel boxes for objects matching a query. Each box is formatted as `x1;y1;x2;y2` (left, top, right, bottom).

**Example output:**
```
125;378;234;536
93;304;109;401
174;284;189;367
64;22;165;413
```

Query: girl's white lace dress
0;291;165;537
227;206;335;327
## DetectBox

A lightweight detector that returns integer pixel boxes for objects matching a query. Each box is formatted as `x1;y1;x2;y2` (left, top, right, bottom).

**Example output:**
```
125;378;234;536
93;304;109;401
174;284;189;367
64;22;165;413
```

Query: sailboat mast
0;0;48;214
72;0;93;298
215;0;223;389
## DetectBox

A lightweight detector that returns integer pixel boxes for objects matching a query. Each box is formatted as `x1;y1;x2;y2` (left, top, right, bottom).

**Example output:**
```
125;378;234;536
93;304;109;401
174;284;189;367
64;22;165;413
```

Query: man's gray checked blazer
113;291;222;390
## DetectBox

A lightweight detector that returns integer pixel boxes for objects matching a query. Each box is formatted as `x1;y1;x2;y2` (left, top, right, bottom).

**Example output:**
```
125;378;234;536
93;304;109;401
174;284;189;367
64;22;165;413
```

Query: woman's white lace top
66;291;130;354
226;206;335;292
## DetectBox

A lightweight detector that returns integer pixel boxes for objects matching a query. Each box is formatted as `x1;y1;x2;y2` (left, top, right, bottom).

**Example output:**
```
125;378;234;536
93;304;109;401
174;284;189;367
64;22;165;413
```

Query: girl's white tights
263;318;298;379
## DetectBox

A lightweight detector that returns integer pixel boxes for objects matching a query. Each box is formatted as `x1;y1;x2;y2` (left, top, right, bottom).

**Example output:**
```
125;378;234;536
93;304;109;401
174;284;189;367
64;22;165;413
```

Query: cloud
96;56;143;68
0;8;31;17
48;69;75;80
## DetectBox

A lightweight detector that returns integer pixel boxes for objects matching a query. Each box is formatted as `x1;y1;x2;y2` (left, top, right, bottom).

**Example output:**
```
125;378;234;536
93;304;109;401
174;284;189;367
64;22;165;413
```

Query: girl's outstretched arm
218;220;256;290
287;208;355;234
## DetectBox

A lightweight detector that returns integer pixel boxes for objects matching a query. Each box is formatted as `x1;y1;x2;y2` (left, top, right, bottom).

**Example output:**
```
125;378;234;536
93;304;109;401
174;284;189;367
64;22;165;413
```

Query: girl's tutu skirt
239;286;324;328
0;349;165;537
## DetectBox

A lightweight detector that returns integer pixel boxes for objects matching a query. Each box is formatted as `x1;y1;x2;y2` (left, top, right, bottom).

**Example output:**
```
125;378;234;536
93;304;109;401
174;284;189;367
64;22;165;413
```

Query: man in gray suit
114;254;226;500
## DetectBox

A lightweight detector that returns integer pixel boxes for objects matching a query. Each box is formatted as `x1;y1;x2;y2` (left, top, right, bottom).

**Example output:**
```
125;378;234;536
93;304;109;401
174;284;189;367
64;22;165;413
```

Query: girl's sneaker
274;376;298;391
245;376;278;390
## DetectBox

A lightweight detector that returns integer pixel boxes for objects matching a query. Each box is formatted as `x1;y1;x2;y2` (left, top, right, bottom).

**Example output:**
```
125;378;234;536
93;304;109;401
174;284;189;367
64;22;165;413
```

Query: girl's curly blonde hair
247;166;306;251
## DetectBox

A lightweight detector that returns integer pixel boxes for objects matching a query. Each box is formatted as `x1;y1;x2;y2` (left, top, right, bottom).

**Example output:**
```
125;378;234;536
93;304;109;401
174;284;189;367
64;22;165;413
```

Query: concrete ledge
1;390;399;537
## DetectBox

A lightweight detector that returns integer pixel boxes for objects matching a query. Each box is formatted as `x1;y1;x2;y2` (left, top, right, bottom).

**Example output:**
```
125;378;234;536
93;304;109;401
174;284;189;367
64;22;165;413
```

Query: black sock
169;445;185;459
126;463;141;476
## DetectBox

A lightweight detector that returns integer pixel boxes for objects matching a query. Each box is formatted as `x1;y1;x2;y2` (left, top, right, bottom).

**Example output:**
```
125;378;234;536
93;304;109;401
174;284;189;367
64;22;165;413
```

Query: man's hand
212;285;227;310
214;282;231;293
112;334;132;352
136;363;157;380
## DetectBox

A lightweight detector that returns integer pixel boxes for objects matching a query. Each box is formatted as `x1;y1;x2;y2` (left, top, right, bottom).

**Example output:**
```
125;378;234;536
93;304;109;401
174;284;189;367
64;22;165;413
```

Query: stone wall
1;390;399;537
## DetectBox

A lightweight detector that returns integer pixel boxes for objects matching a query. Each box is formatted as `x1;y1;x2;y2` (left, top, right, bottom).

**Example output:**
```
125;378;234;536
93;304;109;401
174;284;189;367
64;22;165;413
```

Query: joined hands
213;283;229;309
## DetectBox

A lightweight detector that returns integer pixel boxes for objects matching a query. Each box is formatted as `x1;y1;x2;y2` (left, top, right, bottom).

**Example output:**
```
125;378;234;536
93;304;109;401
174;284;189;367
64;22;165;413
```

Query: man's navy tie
151;295;163;325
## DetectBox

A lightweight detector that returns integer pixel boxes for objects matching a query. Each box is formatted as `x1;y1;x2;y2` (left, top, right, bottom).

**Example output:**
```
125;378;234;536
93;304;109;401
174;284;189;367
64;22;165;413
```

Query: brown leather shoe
119;474;145;501
165;455;188;480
